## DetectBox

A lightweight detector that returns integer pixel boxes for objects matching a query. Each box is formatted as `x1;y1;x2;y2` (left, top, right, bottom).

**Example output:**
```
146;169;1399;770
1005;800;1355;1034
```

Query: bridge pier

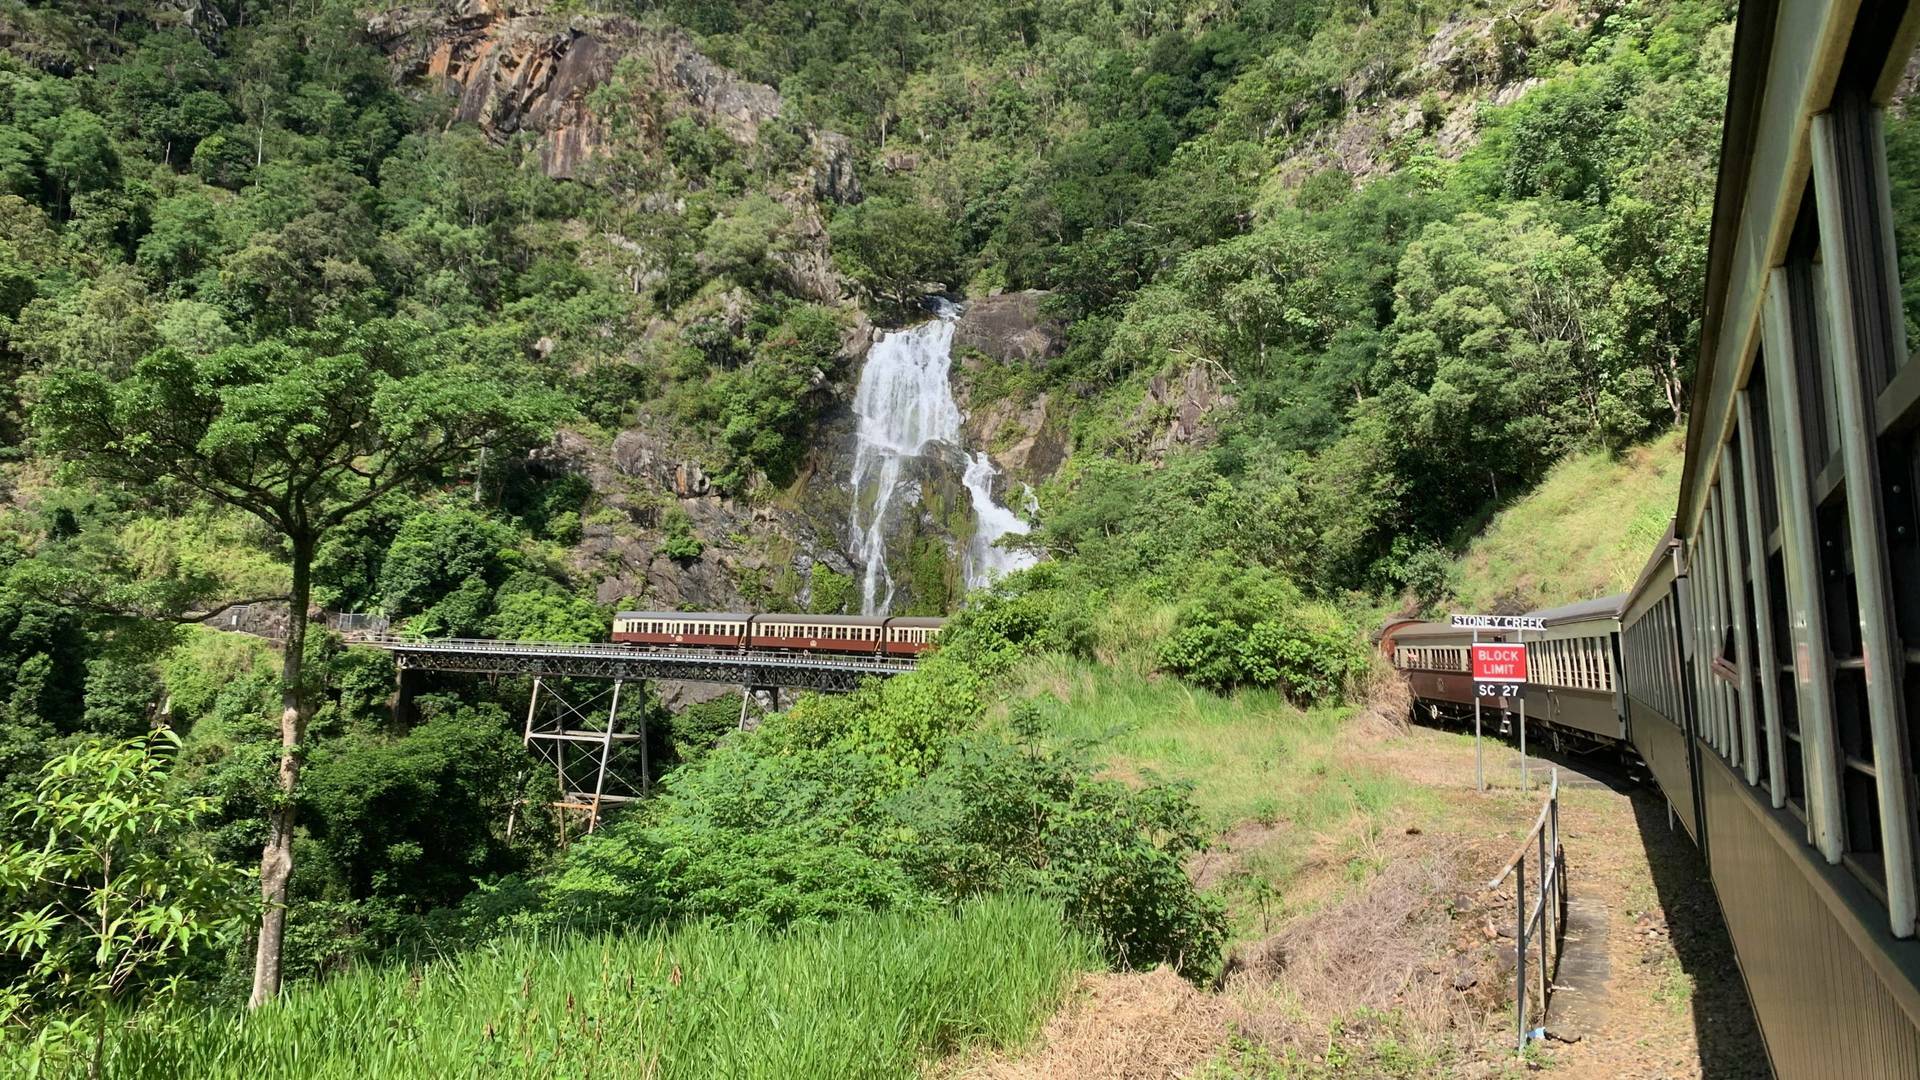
391;666;425;725
522;675;649;838
738;684;779;730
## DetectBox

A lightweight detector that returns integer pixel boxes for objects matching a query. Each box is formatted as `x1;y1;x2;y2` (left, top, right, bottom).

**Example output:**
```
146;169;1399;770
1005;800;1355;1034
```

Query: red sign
1473;643;1529;682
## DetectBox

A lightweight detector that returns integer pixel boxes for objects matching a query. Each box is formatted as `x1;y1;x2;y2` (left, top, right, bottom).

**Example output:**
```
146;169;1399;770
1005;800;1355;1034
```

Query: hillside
1450;428;1685;613
0;0;1736;1074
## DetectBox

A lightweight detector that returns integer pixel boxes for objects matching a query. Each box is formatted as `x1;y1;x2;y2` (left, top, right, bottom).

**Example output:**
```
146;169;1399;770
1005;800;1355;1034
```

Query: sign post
1517;630;1529;789
1455;615;1537;792
1473;628;1482;790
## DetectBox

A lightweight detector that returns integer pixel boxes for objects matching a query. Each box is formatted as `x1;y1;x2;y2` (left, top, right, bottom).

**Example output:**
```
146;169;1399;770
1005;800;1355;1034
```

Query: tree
31;325;564;1007
0;729;250;1080
42;109;118;220
828;196;959;308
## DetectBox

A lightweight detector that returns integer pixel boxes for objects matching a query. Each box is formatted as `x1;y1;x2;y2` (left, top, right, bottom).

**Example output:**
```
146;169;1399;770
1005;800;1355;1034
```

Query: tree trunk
249;537;312;1009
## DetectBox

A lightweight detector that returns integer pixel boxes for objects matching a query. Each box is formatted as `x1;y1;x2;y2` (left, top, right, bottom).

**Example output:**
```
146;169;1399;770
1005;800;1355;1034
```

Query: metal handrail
1487;769;1564;1051
342;633;922;673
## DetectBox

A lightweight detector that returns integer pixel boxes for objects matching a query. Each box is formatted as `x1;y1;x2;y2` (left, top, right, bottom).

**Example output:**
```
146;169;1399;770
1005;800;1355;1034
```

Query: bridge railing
345;633;922;672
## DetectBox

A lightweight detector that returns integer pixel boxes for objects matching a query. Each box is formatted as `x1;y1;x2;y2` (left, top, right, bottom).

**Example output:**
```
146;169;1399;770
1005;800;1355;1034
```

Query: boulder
809;131;862;205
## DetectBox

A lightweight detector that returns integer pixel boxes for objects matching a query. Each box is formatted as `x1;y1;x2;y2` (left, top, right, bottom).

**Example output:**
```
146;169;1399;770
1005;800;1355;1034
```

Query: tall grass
1006;653;1410;833
1451;429;1683;611
50;896;1094;1080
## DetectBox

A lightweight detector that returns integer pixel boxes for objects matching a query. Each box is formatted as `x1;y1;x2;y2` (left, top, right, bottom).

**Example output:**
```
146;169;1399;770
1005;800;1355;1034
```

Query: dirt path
953;718;1770;1079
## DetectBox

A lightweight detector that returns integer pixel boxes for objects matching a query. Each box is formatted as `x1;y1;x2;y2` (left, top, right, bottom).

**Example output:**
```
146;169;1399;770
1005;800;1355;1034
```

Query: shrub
0;730;251;1076
898;708;1227;979
1158;563;1366;704
481;667;1225;980
659;507;704;562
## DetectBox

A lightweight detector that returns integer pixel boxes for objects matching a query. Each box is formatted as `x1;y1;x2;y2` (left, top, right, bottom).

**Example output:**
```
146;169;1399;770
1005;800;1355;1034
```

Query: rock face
1135;364;1234;460
947;291;1071;487
965;393;1068;484
952;291;1065;367
368;2;788;178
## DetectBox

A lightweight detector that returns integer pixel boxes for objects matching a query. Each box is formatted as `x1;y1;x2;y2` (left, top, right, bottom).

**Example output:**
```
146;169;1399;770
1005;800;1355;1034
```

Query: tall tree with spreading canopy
30;321;565;1007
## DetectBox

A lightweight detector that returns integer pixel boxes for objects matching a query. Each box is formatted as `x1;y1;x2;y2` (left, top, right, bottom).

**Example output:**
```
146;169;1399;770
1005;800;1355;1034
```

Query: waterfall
846;302;1037;614
962;451;1035;589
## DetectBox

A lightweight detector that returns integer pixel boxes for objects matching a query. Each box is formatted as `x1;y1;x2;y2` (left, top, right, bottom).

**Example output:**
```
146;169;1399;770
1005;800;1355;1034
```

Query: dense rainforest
0;0;1744;1072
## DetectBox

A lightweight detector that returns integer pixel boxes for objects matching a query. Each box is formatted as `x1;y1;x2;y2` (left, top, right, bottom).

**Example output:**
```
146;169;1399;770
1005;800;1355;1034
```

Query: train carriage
1378;619;1517;720
1606;3;1920;1071
612;611;750;649
1620;527;1702;841
612;611;947;658
749;614;890;654
1518;596;1627;748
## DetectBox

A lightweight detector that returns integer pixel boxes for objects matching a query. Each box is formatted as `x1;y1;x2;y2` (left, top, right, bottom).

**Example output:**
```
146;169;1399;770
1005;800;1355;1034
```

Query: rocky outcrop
947;291;1071;486
964;392;1068;485
612;429;714;499
368;2;788;178
1270;0;1590;187
952;290;1065;367
1135;364;1234;461
808;131;862;205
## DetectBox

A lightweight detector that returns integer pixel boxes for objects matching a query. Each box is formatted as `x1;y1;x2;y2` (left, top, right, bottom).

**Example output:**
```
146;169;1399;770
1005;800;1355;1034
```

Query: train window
1886;55;1920;367
1724;442;1762;782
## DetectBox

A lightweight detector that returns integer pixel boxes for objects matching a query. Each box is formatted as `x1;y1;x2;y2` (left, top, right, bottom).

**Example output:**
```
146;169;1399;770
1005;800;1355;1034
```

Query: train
1381;595;1628;755
1386;3;1920;1073
611;611;945;657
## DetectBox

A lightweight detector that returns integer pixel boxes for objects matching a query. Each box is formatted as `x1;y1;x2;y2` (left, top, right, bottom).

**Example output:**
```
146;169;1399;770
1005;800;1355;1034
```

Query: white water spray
846;302;1037;614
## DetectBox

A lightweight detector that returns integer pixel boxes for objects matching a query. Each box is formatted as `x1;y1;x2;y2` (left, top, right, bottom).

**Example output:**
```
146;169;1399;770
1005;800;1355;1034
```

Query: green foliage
704;303;844;490
1158;564;1366;704
0;730;251;1074
806;567;853;614
490;615;1225;979
298;706;527;909
486;573;605;643
377;506;520;623
897;708;1227;977
537;745;920;927
659;506;705;562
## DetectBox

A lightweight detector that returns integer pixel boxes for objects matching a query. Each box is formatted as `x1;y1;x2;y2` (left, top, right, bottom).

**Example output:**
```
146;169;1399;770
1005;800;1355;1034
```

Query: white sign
1449;614;1545;630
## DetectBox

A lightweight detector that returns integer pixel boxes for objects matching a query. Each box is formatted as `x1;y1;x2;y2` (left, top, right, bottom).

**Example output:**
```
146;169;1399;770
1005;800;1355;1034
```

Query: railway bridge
342;631;919;833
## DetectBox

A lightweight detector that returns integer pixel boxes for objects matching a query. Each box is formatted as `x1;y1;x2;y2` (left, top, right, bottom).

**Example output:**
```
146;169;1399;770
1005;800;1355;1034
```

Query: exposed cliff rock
1134;364;1234;460
1268;1;1589;187
947;291;1071;487
952;291;1065;367
963;392;1068;486
369;2;790;178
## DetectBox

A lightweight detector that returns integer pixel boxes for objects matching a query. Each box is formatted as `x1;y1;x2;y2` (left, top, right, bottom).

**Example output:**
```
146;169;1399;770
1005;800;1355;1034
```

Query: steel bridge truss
361;635;912;693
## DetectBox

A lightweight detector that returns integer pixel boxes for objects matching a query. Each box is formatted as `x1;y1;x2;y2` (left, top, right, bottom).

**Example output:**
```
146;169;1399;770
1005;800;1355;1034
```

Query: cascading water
962;451;1034;588
846;301;1037;614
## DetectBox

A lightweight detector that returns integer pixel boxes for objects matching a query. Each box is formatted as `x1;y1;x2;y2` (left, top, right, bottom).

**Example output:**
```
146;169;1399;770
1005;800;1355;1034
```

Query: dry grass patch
949;967;1236;1080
